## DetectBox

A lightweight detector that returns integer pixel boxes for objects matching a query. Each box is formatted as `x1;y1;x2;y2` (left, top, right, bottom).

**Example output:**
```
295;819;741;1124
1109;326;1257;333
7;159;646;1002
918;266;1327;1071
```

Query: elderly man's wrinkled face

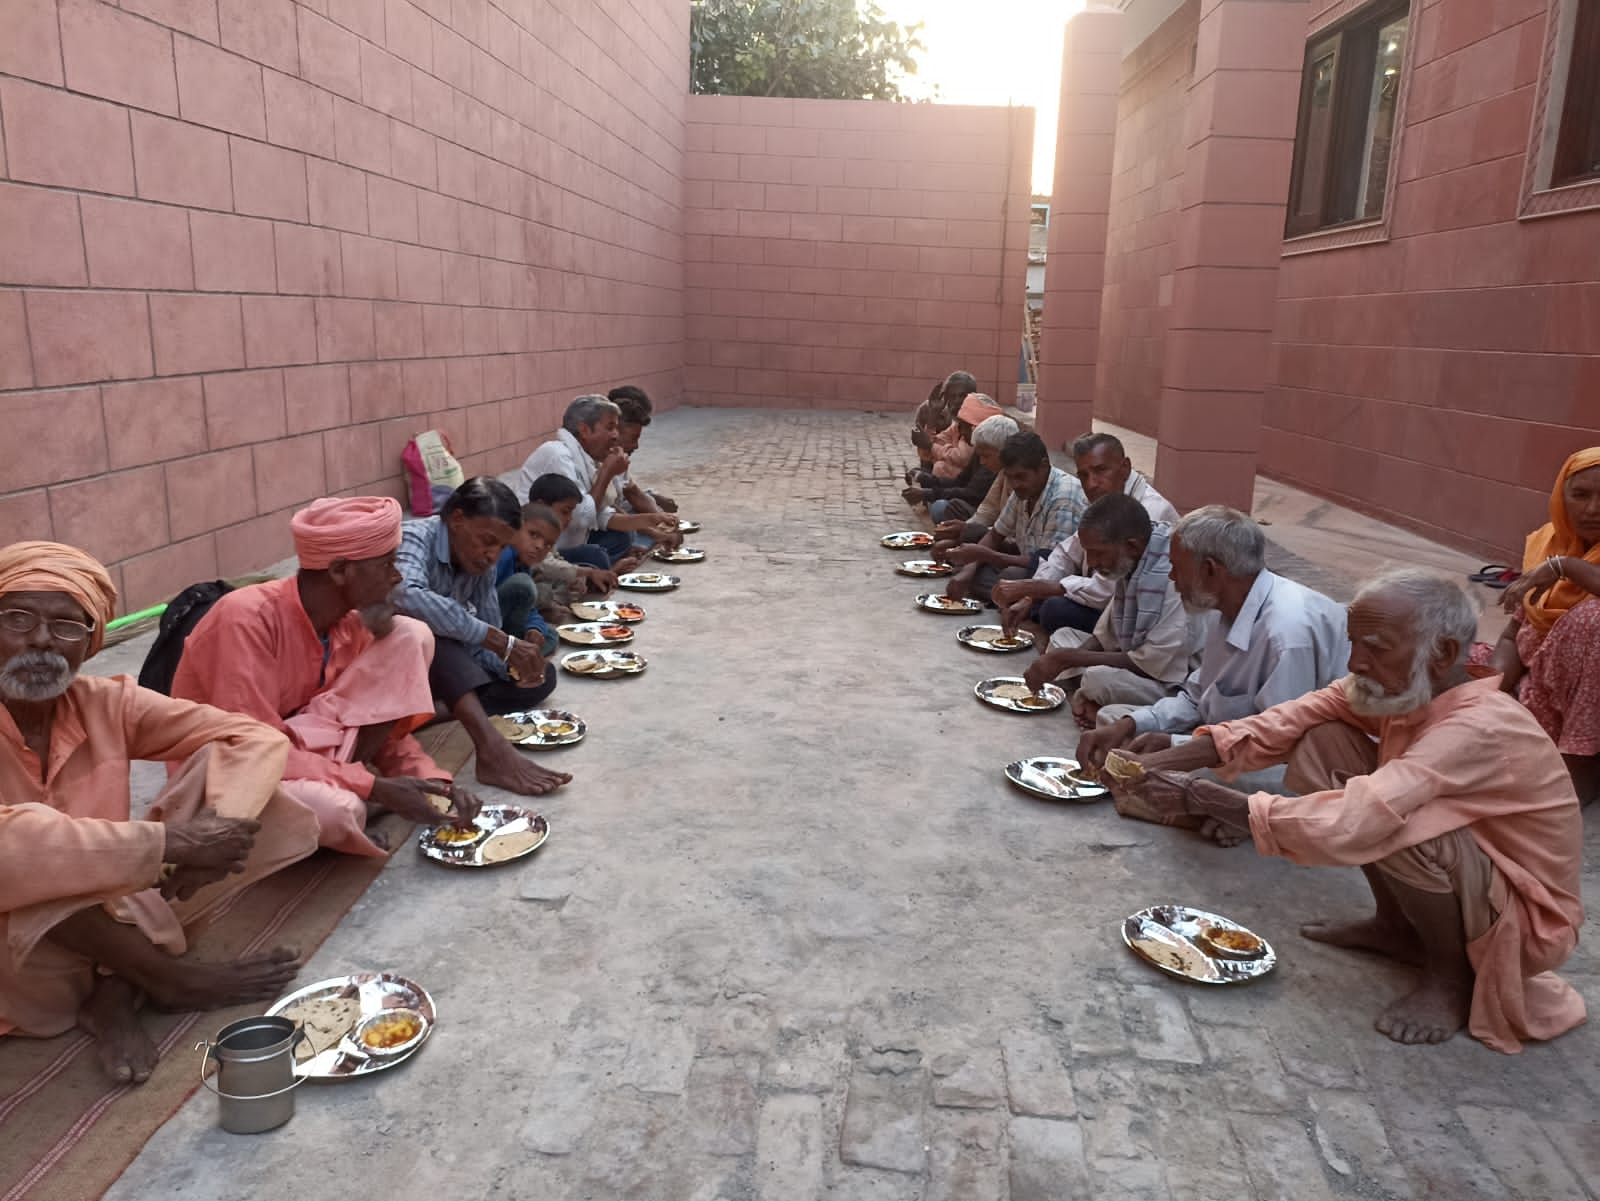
331;550;401;610
1343;594;1434;717
0;591;92;703
447;513;518;577
1564;466;1600;547
975;444;1002;473
576;413;621;460
1079;525;1141;580
1168;538;1220;614
1075;444;1132;503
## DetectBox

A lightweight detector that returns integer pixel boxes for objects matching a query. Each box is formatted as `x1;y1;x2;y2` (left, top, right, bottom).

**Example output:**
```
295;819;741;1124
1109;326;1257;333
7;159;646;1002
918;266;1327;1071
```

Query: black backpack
136;580;235;695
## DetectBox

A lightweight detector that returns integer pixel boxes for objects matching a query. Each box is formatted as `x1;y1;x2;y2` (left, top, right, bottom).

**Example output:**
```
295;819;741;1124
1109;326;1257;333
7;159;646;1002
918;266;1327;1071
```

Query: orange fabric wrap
1520;447;1600;634
0;541;118;655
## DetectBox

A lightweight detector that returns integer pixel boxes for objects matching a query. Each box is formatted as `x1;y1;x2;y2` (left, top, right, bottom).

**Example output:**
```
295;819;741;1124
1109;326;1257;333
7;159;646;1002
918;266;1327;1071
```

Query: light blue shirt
1130;570;1349;735
396;516;507;678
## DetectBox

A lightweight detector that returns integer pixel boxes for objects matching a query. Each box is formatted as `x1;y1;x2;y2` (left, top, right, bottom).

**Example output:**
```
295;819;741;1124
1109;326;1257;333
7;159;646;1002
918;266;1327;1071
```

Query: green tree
690;0;924;101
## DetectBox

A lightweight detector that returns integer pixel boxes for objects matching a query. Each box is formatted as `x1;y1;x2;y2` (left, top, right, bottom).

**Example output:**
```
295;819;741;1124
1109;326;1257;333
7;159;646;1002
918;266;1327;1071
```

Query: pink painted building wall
1266;0;1600;557
683;95;1033;411
0;0;689;611
1092;0;1600;556
1094;1;1194;436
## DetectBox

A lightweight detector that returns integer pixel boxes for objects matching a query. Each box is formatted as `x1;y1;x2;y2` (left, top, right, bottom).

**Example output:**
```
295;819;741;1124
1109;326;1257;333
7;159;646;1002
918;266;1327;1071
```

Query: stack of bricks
683;95;1033;414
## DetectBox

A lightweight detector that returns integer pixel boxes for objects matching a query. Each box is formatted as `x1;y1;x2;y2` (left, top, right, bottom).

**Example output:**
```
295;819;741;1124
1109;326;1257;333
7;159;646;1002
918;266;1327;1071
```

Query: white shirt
1129;570;1350;734
1034;472;1178;608
515;429;615;548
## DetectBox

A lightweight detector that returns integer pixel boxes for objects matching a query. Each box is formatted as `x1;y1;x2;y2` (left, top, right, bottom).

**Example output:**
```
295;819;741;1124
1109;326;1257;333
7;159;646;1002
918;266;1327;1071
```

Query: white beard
0;650;75;702
1181;589;1219;615
1341;651;1433;719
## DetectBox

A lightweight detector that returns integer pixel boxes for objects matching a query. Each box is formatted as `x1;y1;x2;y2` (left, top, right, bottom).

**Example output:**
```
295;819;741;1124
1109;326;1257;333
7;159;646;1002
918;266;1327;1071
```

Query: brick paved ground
102;409;1599;1201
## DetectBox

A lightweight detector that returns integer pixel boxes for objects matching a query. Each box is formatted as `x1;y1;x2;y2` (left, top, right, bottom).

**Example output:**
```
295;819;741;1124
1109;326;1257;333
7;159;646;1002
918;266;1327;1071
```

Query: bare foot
1200;817;1249;848
1300;916;1424;966
140;946;300;1012
475;743;572;797
78;976;158;1085
1375;975;1472;1044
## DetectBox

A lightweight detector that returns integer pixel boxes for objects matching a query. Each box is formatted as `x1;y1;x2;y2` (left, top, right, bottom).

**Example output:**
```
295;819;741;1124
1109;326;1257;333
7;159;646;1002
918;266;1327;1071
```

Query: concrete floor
95;409;1598;1201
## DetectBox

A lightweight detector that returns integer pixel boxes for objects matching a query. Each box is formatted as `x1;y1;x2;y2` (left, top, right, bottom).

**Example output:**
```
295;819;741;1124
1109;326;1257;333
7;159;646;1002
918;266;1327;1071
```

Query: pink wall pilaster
1036;6;1124;450
1153;0;1308;511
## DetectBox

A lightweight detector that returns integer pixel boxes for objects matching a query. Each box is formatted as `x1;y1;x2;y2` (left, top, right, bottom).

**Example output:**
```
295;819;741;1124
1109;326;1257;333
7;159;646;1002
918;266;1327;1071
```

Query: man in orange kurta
0;542;319;1083
1120;567;1584;1054
172;497;479;857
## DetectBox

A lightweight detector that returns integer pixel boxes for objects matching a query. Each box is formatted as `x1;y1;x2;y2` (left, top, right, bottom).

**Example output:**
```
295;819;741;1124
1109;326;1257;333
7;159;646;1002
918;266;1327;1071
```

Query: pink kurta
1202;677;1585;1054
928;424;974;479
172;580;448;856
0;676;317;1035
172;578;444;799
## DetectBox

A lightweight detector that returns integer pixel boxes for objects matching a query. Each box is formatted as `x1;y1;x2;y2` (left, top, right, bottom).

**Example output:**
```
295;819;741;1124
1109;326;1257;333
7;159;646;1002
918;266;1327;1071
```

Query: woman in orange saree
1489;448;1600;804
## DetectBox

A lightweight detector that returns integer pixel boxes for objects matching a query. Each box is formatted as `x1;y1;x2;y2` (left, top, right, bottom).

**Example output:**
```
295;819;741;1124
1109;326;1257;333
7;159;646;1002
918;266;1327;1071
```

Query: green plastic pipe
106;603;167;633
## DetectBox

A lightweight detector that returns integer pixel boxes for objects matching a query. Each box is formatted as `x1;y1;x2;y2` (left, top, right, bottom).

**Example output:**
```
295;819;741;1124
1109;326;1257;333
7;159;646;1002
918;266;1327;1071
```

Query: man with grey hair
906;407;1010;524
515;395;677;567
1076;505;1348;802
1116;567;1585;1053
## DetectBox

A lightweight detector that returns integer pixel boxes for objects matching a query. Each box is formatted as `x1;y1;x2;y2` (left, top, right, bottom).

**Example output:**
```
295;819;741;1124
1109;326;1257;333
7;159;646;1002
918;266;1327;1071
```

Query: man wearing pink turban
0;541;318;1084
173;497;481;857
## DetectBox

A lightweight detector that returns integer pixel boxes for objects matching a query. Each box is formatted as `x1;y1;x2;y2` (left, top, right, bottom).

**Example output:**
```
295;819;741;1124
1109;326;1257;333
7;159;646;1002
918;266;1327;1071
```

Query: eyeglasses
0;609;96;644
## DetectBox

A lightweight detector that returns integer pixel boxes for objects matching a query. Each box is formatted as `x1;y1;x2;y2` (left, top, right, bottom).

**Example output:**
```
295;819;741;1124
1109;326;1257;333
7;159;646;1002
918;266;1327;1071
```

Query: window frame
1284;0;1411;240
1551;0;1600;188
1520;0;1600;219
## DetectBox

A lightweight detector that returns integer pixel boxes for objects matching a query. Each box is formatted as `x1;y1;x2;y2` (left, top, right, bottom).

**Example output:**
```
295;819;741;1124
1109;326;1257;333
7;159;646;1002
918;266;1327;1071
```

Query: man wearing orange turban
1488;447;1600;806
0;541;319;1084
173;497;481;857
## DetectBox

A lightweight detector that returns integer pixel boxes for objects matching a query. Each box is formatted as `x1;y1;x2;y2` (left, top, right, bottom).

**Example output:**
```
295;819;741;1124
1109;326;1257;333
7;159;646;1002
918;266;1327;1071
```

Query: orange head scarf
290;497;403;570
0;541;119;656
1521;447;1600;634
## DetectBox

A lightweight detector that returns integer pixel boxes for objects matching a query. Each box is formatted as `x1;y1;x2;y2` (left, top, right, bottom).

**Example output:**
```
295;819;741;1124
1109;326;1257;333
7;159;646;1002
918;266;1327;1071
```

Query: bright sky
875;0;1087;194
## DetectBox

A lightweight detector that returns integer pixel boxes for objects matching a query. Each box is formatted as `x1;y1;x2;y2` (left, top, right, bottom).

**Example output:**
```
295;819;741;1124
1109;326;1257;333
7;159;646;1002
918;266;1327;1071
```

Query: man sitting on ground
495;503;562;654
903;395;1004;520
942;432;1086;605
0;542;317;1083
1022;494;1203;723
609;385;678;515
397;478;570;798
514;396;677;569
910;372;978;474
175;498;480;857
928;415;1019;549
1076;506;1348;837
1118;568;1584;1052
994;433;1178;636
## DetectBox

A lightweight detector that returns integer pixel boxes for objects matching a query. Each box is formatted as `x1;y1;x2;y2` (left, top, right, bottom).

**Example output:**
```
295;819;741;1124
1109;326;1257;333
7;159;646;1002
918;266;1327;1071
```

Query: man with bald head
1118;568;1585;1053
0;542;318;1083
174;496;481;856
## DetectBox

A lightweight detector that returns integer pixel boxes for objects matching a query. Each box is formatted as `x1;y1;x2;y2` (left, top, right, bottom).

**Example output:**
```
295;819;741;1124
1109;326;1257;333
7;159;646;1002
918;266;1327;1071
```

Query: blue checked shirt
992;467;1086;558
396;516;508;679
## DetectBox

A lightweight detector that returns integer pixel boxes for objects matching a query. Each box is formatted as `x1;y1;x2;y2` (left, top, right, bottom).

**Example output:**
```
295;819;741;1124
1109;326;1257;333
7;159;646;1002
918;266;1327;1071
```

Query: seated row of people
0;387;680;1081
903;382;1590;1054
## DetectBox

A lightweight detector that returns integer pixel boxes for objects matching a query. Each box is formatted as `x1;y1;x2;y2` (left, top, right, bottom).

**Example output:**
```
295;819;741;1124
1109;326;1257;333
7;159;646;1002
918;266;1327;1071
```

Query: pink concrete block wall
1264;0;1600;558
1094;0;1196;436
0;0;688;610
683;95;1033;411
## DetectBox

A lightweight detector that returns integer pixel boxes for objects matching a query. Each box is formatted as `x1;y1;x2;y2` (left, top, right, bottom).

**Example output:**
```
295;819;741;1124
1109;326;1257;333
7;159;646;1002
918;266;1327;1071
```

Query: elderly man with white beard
1076;506;1348;841
0;542;317;1084
1117;567;1585;1053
